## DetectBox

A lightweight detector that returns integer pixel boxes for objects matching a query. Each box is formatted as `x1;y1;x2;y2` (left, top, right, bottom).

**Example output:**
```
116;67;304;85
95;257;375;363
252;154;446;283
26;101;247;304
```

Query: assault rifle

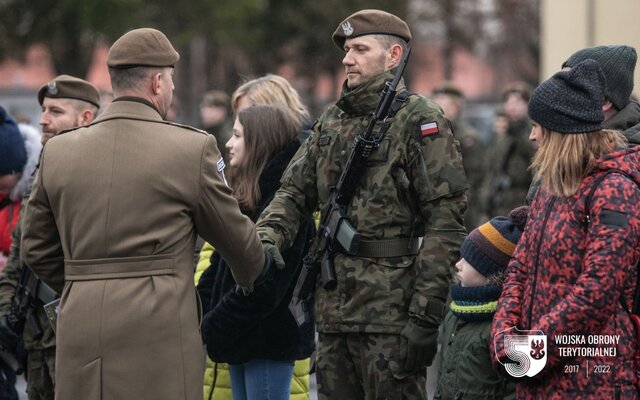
289;48;412;326
0;266;57;373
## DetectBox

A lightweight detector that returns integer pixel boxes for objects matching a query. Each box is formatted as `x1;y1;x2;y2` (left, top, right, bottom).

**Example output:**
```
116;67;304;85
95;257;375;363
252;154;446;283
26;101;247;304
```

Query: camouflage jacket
0;185;56;350
483;118;535;217
256;70;468;333
453;119;486;230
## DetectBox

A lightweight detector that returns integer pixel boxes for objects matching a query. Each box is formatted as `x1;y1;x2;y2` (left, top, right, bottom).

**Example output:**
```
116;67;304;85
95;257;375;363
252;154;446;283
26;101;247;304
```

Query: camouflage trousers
26;348;55;400
316;332;426;400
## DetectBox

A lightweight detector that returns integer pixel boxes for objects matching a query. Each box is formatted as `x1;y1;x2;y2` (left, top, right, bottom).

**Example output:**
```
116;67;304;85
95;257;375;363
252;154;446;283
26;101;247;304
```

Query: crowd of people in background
1;7;640;400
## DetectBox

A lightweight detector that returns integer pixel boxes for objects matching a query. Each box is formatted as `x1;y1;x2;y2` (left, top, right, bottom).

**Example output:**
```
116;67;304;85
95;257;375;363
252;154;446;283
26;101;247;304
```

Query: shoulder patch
216;157;228;186
417;120;440;142
599;209;629;228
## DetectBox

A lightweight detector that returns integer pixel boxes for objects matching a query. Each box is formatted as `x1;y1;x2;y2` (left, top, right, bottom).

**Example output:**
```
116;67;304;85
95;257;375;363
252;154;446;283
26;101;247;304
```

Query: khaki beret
332;9;411;50
107;28;179;69
37;75;100;108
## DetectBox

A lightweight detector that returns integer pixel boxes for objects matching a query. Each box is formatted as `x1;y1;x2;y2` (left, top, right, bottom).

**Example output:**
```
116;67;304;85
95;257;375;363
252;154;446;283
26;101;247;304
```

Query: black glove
235;244;283;296
399;318;439;373
0;315;19;352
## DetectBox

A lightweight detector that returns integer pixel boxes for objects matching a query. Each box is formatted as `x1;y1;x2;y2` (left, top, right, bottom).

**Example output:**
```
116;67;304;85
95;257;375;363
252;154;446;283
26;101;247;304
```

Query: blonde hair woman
231;74;310;124
492;59;640;399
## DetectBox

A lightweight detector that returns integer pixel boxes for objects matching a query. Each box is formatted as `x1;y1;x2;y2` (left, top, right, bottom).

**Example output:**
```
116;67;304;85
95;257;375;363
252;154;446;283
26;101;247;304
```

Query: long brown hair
227;104;300;212
530;127;627;197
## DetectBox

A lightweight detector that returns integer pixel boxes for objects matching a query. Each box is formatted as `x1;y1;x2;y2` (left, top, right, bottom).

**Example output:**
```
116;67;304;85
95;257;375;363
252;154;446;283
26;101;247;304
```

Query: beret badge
341;21;354;36
47;81;58;95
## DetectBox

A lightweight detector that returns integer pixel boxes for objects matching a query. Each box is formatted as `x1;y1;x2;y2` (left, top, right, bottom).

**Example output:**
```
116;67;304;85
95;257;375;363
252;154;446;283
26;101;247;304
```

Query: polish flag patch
420;121;439;136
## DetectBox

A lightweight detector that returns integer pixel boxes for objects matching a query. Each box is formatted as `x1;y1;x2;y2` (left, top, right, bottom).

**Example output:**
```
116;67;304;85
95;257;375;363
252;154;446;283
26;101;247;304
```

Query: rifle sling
373;90;411;141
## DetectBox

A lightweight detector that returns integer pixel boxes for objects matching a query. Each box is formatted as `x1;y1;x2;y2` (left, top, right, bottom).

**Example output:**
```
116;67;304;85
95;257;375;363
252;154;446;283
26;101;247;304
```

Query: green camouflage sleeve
256;128;319;250
406;103;468;324
0;197;29;314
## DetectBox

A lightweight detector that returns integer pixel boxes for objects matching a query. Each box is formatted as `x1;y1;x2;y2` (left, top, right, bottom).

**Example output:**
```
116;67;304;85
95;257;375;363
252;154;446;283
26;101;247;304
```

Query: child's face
455;258;489;287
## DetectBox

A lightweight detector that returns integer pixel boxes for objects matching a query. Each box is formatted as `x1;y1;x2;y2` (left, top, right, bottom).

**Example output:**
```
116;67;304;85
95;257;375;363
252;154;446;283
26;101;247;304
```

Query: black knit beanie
563;45;636;110
528;59;605;134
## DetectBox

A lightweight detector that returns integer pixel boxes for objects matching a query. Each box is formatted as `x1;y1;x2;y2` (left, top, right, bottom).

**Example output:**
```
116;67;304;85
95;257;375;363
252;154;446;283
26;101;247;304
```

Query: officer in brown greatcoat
21;28;269;400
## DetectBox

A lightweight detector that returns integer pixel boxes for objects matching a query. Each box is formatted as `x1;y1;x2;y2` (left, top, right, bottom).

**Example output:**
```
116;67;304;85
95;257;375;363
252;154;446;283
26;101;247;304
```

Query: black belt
340;237;423;258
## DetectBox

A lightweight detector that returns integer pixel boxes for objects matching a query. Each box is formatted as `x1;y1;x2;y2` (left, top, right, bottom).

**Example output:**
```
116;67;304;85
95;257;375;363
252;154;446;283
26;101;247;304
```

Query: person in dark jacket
563;45;639;142
526;44;640;203
492;60;640;399
434;207;526;400
197;104;315;400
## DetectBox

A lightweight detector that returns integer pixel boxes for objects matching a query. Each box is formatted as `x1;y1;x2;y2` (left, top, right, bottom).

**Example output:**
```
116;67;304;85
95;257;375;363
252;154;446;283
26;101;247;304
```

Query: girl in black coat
197;104;315;400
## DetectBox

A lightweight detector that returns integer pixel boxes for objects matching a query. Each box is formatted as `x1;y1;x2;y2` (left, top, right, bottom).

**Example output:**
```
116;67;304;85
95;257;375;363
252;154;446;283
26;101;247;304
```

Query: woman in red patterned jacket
491;59;640;399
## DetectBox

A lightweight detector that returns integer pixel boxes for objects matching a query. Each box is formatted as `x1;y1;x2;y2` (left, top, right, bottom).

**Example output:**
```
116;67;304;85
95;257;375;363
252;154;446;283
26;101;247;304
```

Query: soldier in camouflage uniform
483;82;536;218
0;75;99;400
432;82;486;230
256;10;468;400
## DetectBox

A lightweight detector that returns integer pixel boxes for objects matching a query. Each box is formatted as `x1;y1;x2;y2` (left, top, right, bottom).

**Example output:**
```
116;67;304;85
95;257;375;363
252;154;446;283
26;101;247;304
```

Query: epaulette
76;116;208;136
56;125;84;136
158;120;208;135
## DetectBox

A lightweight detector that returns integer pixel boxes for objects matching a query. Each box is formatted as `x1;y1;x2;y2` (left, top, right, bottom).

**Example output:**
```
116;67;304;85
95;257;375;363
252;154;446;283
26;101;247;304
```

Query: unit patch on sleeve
217;157;228;187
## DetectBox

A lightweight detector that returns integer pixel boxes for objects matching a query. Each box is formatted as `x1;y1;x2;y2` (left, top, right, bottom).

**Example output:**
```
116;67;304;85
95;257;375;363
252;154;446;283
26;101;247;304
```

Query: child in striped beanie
434;206;528;400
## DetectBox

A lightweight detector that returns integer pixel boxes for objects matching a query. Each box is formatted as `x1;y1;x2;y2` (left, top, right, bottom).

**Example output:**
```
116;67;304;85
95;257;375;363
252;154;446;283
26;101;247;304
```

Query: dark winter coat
608;100;640;145
198;138;315;365
435;311;515;400
492;146;640;399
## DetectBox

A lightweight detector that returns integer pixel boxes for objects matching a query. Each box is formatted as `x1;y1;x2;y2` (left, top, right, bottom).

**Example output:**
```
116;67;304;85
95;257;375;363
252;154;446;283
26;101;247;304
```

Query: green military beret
332;9;412;50
107;28;180;69
37;75;100;108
